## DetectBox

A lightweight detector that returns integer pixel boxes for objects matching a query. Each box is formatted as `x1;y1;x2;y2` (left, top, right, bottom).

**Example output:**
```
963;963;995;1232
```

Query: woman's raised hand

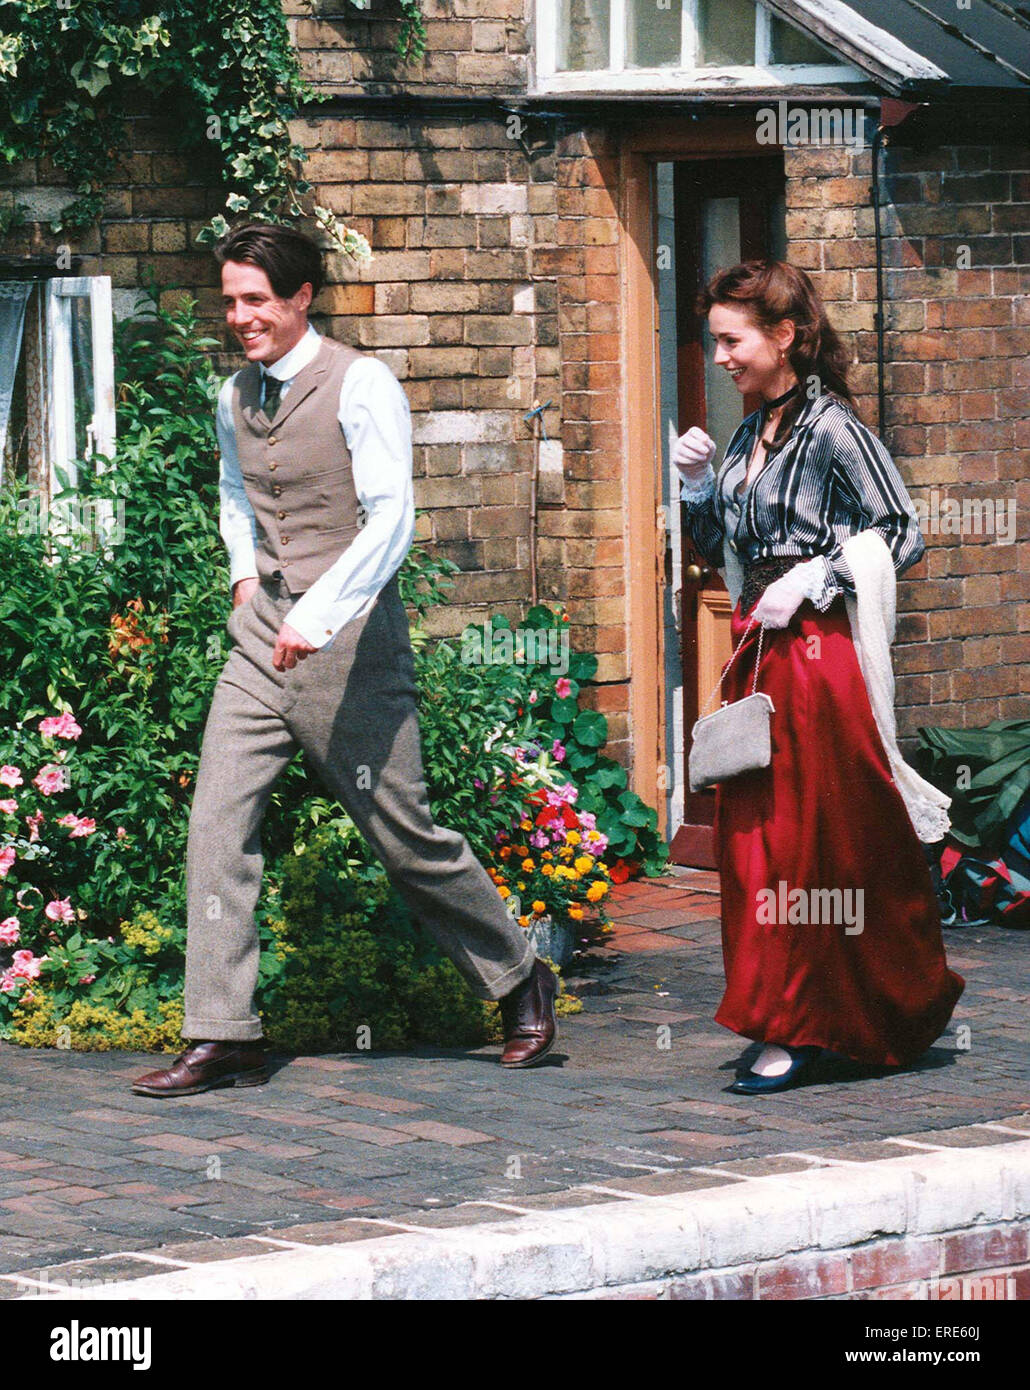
673;427;717;481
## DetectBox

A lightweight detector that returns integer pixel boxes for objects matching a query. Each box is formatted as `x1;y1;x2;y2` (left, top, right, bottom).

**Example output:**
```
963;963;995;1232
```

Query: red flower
609;858;632;884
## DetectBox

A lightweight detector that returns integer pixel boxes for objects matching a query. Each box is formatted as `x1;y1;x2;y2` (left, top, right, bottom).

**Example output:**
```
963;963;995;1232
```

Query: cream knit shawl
720;529;951;843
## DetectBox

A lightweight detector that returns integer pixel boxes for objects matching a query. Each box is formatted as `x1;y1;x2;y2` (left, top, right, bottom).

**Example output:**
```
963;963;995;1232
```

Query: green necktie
262;374;283;419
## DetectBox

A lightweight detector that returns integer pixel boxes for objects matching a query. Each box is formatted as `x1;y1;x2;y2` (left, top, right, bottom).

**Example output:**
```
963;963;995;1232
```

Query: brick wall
3;8;1028;774
288;0;529;96
783;132;1030;740
581;1218;1030;1301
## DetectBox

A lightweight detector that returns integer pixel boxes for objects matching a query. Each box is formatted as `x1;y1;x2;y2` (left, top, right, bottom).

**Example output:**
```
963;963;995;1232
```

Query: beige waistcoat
231;335;364;594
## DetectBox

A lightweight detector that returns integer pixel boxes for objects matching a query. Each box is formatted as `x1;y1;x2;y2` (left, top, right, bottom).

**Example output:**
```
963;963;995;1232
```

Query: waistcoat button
267;435;277;445
282;536;291;544
277;510;286;519
268;462;277;471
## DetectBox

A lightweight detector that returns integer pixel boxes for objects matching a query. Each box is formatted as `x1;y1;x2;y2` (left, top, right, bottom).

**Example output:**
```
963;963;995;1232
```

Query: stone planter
524;913;575;968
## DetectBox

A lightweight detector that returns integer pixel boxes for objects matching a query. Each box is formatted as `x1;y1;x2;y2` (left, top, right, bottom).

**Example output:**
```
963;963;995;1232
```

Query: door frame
619;113;771;851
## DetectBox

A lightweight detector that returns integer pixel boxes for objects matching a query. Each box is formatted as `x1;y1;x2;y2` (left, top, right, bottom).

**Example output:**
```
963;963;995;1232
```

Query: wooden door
669;156;785;867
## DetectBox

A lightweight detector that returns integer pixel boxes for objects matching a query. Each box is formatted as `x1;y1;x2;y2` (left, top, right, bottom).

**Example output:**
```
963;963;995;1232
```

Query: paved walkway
1;867;1026;1292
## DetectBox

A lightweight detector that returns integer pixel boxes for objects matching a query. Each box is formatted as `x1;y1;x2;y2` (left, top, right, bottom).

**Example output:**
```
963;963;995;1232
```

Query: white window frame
44;276;117;553
533;0;866;92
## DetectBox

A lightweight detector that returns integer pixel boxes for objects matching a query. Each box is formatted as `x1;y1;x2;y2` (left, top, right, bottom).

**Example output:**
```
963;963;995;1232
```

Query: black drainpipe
871;120;889;440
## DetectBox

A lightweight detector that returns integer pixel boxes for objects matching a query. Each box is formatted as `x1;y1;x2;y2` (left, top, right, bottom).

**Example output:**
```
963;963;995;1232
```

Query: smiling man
131;222;556;1097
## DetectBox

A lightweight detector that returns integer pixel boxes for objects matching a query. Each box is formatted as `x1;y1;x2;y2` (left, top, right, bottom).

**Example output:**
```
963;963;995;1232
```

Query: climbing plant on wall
0;0;426;252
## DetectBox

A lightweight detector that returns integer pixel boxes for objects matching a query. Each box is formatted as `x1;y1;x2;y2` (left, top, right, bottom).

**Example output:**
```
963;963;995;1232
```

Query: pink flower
33;765;68;797
528;690;538;704
551;740;566;762
0;766;22;789
38;713;82;740
0;846;15;878
0;918;20;945
0;973;18;993
25;811;44;844
10;949;42;979
57;814;96;838
116;826;126;839
0;799;16;814
45;898;74;924
555;678;572;699
78;974;96;986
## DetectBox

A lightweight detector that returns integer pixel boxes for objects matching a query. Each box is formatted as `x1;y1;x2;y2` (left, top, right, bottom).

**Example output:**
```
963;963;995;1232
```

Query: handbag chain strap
697;618;766;720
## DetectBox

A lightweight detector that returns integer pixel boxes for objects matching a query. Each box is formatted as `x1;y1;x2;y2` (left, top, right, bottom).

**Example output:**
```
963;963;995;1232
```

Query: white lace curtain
0;282;32;458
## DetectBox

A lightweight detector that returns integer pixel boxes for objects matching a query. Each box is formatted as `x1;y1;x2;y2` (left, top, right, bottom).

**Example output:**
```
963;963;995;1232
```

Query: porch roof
768;0;1030;93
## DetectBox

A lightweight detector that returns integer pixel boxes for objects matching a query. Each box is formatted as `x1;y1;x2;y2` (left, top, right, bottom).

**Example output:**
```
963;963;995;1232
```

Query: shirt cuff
282;604;336;651
678;466;716;507
807;556;841;613
228;550;259;590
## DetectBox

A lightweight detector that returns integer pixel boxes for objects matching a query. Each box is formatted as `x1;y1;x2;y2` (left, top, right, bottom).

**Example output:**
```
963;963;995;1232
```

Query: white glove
752;557;829;629
672;427;717;483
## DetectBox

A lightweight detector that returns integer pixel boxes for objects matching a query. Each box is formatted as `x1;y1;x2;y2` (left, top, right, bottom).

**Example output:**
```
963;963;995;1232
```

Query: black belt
740;555;801;614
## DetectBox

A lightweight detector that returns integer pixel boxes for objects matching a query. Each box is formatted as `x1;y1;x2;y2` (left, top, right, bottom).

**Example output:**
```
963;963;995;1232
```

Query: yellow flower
598;863;610;876
497;885;511;899
574;856;593;875
586;830;601;842
517;915;530;927
532;900;547;914
541;864;555;876
559;847;573;860
520;820;532;831
568;907;584;920
516;881;526;891
587;881;608;902
499;847;511;860
565;831;581;846
542;851;553;861
521;858;534;872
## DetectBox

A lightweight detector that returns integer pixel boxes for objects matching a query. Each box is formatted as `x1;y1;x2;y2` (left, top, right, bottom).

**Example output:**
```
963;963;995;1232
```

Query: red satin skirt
713;596;964;1067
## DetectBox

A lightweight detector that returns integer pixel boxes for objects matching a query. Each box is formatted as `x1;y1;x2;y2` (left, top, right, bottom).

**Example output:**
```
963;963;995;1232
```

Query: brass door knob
686;563;710;582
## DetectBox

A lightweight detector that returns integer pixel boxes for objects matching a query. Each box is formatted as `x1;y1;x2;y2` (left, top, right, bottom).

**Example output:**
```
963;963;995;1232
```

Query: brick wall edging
19;1139;1030;1301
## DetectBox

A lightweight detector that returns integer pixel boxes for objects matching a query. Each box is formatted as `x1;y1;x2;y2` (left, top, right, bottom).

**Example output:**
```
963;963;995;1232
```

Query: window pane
557;0;611;71
627;0;682;68
69;294;95;462
770;15;830;64
697;0;755;66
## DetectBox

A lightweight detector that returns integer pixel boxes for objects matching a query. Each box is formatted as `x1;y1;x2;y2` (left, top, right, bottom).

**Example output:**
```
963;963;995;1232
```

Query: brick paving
0;866;1027;1287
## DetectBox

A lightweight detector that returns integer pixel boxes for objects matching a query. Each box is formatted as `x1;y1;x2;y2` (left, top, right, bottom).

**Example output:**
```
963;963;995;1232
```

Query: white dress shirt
216;323;415;650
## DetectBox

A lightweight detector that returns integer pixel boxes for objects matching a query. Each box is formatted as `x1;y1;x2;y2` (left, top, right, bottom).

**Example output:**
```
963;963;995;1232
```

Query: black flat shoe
729;1045;821;1095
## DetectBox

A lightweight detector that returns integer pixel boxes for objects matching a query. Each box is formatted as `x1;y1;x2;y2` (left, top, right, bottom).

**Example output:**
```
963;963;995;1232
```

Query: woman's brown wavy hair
696;259;856;450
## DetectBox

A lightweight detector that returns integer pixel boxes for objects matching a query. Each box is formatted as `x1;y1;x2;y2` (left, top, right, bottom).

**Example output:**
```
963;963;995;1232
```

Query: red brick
852;1236;940;1290
942;1224;1029;1274
757;1252;850;1300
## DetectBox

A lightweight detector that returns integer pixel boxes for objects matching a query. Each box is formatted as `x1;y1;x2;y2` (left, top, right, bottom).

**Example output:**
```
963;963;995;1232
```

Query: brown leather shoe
131;1040;269;1098
499;958;558;1068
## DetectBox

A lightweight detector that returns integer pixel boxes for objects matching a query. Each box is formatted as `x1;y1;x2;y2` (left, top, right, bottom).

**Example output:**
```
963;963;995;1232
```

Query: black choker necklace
762;382;800;412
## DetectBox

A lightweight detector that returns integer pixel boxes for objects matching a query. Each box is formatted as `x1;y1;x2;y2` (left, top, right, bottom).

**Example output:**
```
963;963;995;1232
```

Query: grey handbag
688;620;775;793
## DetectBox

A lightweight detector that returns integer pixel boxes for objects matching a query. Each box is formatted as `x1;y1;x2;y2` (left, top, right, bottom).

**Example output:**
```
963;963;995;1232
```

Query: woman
674;260;963;1095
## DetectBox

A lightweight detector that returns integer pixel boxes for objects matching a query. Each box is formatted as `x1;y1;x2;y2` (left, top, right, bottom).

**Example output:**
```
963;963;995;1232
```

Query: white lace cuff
678;466;716;507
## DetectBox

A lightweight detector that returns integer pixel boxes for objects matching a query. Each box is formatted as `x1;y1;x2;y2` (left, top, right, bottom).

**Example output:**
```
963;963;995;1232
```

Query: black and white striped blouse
679;392;925;611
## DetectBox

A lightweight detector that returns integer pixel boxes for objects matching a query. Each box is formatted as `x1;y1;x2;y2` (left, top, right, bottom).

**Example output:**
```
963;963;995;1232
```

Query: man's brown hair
214;221;325;300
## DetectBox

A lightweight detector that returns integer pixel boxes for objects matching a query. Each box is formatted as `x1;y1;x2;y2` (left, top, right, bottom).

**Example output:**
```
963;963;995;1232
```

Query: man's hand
273;622;318;671
232;577;259;609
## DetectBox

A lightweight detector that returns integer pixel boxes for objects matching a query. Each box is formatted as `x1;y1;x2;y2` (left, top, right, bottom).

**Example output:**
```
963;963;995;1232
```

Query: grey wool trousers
182;573;536;1041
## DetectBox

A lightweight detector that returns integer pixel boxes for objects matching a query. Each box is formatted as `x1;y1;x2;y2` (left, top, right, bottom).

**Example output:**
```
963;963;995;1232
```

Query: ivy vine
0;0;426;255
